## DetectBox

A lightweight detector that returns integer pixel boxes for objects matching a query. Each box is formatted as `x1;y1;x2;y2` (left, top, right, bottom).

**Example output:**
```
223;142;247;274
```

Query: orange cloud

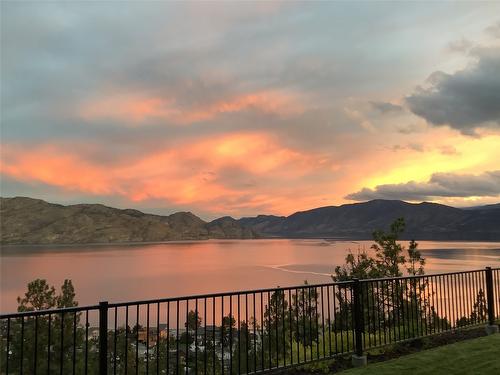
0;132;327;215
1;144;114;195
9;127;494;216
79;90;304;125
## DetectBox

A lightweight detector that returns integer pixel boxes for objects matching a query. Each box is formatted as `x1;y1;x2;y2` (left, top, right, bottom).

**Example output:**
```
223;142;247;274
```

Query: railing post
485;267;498;334
99;301;109;375
351;279;367;367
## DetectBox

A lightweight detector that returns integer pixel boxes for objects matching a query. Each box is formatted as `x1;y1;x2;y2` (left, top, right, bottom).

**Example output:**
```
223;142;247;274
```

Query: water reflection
1;239;499;313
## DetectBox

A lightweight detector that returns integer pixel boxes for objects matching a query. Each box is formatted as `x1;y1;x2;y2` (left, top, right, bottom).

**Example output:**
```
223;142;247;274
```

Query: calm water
1;239;500;313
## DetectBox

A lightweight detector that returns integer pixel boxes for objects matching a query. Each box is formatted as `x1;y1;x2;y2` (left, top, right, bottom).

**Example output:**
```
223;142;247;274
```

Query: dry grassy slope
0;197;256;244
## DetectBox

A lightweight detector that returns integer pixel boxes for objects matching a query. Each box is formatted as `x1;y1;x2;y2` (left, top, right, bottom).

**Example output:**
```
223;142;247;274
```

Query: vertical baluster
114;307;117;375
339;285;345;354
20;316;25;374
288;289;293;365
186;301;189;375
326;286;332;356
253;293;257;373
365;282;371;347
228;296;232;375
387;280;392;344
308;287;313;360
35;315;39;375
260;293;264;371
430;276;436;334
195;299;198;375
237;295;240;375
315;287;320;359
125;307;128;375
73;312;77;375
204;298;207;375
48;314;52;375
212;297;216;375
282;289;286;367
6;318;10;375
157;302;160;375
167;301;170;375
245;293;249;374
85;311;89;375
176;301;180;375
383;281;388;345
146;304;150;374
221;296;224;375
275;291;278;368
135;305;139;375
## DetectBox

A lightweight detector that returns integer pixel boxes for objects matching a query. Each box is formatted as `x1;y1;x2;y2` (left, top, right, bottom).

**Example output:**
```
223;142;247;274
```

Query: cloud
79;89;305;125
396;123;425;134
406;47;500;134
2;2;500;216
345;170;500;201
447;37;474;53
370;101;403;113
439;145;460;156
485;21;500;38
390;143;424;152
0;132;337;215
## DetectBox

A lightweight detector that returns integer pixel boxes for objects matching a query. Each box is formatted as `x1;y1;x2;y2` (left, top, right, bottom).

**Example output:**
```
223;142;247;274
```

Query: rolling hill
1;197;499;245
0;197;256;244
237;200;500;240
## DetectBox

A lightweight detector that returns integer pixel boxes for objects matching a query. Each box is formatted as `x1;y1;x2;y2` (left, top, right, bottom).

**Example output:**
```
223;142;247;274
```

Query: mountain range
1;196;500;245
0;197;255;245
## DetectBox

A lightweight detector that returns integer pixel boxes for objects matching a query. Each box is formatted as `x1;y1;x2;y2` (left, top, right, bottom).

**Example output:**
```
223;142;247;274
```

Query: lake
1;239;500;313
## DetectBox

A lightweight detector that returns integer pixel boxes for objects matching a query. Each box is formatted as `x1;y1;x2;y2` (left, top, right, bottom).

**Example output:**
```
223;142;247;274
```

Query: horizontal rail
0;304;100;319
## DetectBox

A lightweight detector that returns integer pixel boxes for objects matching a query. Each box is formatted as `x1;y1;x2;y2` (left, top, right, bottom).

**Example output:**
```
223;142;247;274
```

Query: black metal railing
1;267;499;374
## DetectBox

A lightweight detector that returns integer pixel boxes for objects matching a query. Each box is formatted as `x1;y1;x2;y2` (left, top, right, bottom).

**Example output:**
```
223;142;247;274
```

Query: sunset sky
1;1;500;219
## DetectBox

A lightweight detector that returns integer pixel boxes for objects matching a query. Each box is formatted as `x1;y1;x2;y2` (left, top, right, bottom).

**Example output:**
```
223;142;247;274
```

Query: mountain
464;203;500;210
2;197;500;245
237;200;500;240
0;197;257;245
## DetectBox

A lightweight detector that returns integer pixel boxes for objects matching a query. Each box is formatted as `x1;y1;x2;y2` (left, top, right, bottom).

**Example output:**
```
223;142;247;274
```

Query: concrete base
485;324;499;335
351;354;367;367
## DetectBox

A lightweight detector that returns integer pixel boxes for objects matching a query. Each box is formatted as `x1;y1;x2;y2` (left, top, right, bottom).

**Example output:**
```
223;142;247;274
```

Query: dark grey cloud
406;47;500;134
346;170;500;201
370;101;404;113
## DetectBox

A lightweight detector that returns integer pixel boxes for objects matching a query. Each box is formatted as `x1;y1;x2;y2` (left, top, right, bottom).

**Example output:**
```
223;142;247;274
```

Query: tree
332;218;428;335
221;315;236;349
263;289;291;363
456;288;487;328
291;283;319;347
186;310;202;332
232;320;258;374
333;218;425;282
2;279;90;374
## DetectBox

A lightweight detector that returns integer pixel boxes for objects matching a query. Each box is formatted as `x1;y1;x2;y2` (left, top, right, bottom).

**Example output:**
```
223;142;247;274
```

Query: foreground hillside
0;197;256;244
238;200;500;240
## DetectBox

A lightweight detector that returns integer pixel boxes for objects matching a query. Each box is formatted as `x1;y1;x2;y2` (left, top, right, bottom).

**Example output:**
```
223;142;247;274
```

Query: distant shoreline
2;236;500;249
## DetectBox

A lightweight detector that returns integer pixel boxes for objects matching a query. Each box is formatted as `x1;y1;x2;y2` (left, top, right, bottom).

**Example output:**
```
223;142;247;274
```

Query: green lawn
342;334;500;374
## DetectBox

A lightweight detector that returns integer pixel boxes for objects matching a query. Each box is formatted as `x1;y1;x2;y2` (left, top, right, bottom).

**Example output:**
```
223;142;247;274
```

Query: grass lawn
342;334;500;374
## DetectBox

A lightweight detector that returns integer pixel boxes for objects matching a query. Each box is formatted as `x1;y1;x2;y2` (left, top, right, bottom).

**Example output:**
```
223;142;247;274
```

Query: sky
1;1;500;219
